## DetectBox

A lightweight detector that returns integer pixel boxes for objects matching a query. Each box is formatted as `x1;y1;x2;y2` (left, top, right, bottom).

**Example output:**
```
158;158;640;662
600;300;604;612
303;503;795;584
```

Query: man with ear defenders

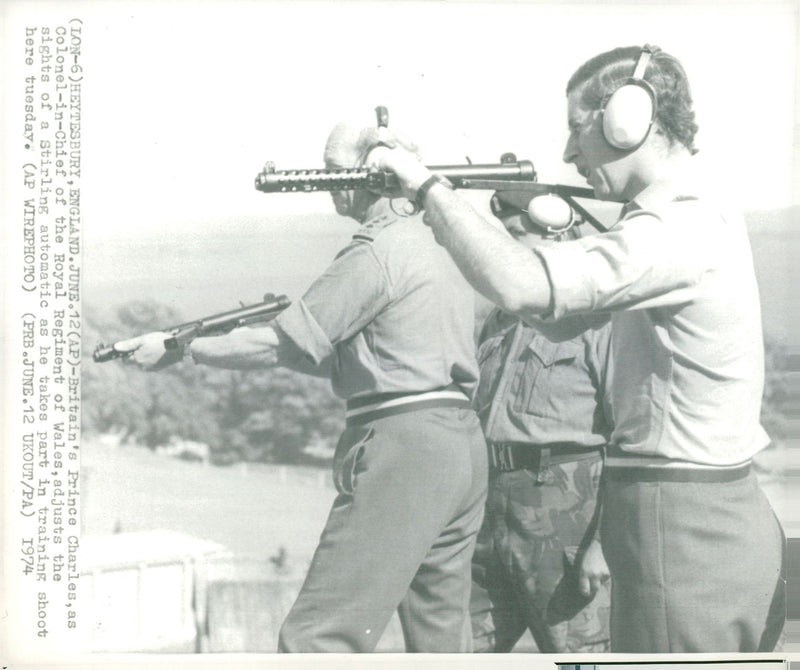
117;116;488;652
469;194;612;653
369;45;785;652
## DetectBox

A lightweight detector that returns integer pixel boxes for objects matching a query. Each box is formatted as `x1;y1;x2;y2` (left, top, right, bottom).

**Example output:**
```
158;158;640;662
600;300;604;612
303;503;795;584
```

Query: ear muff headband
601;47;657;150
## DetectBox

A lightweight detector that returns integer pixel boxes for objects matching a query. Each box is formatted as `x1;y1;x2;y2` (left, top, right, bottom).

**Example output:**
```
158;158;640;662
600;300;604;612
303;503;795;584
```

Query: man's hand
365;145;432;200
114;332;184;371
577;539;610;597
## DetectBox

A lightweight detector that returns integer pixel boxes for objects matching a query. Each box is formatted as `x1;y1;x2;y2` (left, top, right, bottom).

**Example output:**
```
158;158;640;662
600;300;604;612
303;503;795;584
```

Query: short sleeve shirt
274;209;479;400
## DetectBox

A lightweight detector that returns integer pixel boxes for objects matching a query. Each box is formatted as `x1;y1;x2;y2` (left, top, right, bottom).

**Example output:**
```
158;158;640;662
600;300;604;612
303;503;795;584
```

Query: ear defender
490;191;576;237
601;47;657;150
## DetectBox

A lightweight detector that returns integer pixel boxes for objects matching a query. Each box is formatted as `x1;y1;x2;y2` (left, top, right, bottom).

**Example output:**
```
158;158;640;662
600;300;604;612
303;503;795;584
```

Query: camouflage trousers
470;453;610;653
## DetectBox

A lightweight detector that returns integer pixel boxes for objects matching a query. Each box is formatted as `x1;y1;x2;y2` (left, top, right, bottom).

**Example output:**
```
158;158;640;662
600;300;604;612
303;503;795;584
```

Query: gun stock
93;294;291;363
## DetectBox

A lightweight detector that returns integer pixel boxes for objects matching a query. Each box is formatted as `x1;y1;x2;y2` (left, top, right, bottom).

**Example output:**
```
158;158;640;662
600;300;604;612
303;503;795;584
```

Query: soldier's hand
577;539;610;597
114;332;184;371
366;145;432;201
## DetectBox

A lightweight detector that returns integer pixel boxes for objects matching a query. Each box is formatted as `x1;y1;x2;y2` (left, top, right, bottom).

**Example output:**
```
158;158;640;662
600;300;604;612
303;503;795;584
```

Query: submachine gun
254;151;537;196
254;106;608;231
93;293;291;363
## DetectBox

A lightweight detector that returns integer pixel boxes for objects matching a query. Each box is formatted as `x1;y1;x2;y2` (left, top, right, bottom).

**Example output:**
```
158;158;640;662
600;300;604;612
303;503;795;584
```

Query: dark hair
567;45;698;153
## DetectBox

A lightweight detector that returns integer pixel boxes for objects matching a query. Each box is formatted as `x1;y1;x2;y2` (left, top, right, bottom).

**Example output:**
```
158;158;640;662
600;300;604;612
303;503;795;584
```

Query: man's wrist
414;173;454;211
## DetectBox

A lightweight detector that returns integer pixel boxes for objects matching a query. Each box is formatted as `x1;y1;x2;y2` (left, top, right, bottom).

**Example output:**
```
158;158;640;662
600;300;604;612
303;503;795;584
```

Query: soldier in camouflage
469;191;612;653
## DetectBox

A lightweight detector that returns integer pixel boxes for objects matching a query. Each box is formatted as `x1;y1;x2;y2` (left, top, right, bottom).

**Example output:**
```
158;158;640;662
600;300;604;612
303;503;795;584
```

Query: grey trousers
278;406;488;652
601;470;785;652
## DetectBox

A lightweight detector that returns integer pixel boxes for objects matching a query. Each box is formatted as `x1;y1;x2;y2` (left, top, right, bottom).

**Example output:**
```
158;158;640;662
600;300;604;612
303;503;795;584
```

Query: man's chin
587;180;613;202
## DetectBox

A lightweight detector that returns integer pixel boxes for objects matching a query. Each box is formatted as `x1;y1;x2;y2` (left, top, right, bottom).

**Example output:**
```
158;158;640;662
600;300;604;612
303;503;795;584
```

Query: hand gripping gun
92;293;291;363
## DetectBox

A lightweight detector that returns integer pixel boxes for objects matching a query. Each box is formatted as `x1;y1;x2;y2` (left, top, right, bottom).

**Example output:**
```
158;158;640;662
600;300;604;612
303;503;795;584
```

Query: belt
604;454;752;483
345;385;471;426
487;441;602;473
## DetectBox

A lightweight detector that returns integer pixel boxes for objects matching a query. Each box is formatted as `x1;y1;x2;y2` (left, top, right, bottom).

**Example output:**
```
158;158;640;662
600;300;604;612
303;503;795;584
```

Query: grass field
81;441;349;652
82;440;337;561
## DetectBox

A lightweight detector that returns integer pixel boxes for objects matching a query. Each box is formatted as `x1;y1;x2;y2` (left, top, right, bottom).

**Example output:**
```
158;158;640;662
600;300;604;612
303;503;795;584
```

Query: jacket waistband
345;385;471;426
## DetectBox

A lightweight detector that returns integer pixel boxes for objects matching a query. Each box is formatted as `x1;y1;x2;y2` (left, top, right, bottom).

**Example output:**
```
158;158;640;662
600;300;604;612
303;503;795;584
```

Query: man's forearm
190;325;283;370
422;185;554;319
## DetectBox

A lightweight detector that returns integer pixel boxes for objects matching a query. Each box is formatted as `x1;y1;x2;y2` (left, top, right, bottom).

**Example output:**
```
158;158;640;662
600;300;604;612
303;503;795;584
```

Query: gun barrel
255;163;377;193
254;160;537;194
430;160;537;187
190;294;291;333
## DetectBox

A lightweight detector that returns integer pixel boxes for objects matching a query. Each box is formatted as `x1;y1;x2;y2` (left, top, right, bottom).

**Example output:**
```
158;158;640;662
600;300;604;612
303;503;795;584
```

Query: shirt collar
621;173;701;221
630;181;683;212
